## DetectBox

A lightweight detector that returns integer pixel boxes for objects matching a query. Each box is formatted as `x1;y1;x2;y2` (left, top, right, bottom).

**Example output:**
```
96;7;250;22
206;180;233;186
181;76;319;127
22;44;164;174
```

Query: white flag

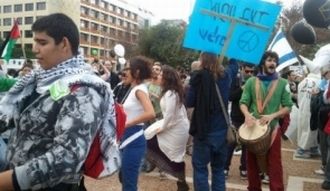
268;29;298;72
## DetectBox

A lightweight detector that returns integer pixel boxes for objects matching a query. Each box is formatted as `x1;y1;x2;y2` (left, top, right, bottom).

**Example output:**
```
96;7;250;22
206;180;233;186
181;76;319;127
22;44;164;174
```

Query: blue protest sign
183;0;282;64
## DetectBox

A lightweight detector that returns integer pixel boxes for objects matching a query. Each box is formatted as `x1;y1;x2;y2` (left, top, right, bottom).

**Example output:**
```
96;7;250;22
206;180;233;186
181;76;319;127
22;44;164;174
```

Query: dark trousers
225;121;246;171
38;177;86;191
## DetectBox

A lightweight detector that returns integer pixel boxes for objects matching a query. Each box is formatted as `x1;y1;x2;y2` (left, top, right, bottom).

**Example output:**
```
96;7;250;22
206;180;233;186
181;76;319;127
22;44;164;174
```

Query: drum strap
255;78;279;114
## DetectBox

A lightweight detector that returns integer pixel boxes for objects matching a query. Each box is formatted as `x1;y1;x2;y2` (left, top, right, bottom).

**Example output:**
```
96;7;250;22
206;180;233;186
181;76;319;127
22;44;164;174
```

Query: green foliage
137;21;199;69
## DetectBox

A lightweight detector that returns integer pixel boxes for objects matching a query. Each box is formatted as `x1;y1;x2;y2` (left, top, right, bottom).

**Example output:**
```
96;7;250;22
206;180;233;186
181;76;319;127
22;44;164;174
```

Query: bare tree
281;0;330;59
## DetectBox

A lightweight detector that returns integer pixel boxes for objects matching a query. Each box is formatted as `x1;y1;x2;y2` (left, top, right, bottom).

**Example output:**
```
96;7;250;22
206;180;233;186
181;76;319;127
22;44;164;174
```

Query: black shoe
177;181;189;191
240;170;247;180
322;181;330;190
144;162;156;173
282;134;288;140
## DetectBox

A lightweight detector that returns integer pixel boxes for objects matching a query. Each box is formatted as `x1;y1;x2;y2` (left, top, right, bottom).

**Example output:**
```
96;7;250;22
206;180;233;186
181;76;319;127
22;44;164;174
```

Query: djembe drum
238;120;271;173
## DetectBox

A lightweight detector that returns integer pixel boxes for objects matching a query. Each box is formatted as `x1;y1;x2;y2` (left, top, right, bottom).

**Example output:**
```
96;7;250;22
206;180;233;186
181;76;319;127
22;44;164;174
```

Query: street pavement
85;139;324;191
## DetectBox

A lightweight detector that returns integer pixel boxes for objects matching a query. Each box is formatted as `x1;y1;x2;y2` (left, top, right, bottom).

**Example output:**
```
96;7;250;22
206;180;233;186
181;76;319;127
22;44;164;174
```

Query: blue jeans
120;125;146;191
0;136;7;172
192;129;227;191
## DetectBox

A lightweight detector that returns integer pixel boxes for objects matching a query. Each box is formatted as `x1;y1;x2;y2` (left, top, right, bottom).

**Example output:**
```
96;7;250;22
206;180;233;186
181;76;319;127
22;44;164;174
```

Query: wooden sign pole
201;9;269;65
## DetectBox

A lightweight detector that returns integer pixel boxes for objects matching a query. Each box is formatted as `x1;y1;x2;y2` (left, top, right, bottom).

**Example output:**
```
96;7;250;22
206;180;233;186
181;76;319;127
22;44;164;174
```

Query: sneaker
159;171;168;180
240;170;247;180
177;181;189;191
314;169;325;176
294;149;311;159
310;147;321;158
144;162;156;173
233;150;242;155
322;181;330;190
261;174;270;184
224;170;228;179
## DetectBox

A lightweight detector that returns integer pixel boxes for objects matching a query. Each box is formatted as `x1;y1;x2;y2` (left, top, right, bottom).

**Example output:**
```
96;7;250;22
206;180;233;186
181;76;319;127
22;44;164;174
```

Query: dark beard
263;66;276;75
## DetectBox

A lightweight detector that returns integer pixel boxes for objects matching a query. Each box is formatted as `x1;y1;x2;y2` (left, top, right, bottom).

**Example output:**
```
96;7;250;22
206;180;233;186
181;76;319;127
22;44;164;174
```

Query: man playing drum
239;51;293;191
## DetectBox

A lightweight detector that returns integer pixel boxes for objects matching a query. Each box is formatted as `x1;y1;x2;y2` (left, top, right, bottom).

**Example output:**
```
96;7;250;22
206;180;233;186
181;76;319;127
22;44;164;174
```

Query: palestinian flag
0;20;20;61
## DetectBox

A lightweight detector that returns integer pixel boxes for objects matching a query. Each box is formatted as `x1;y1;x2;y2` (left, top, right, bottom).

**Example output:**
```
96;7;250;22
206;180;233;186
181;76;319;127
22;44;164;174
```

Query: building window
100;37;105;45
91;22;98;31
110;16;116;24
101;25;107;33
3;31;10;37
110;4;116;12
3;18;12;26
80;33;88;42
25;3;33;11
104;2;108;9
0;6;1;13
125;32;130;39
90;0;96;5
90;10;98;18
118;31;123;38
36;2;46;10
16;17;22;25
25;17;34;25
118;19;123;26
14;4;23;12
91;35;98;44
25;44;32;49
3;5;12;13
81;7;88;15
110;28;116;36
100;1;105;8
101;13;107;21
25;30;33;38
81;20;89;28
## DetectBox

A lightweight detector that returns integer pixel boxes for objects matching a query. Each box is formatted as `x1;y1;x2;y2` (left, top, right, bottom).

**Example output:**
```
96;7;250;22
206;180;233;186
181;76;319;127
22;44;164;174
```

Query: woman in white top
120;56;155;191
145;65;190;191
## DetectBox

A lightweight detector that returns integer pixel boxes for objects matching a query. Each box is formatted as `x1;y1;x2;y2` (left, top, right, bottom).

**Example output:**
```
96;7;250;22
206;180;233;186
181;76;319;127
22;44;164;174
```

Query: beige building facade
0;0;147;61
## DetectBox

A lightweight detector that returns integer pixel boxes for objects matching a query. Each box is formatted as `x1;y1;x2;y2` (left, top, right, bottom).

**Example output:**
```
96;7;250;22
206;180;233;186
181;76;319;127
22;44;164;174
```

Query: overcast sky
128;0;303;22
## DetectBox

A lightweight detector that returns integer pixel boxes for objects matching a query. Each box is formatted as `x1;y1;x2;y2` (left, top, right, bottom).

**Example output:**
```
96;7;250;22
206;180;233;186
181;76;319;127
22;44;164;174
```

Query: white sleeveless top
123;83;149;126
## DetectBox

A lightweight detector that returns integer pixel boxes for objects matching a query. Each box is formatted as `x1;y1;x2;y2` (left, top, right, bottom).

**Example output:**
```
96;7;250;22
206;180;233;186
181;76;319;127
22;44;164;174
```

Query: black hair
32;13;79;55
129;56;152;82
258;51;279;72
259;51;279;66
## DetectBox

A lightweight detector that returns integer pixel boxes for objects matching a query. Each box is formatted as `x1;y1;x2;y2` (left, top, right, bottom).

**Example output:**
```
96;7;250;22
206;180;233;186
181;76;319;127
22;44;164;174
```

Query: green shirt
148;83;162;119
239;77;293;128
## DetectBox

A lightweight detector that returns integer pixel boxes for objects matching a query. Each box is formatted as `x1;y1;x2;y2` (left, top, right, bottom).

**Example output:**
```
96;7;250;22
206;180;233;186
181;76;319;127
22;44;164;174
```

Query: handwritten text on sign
183;0;281;64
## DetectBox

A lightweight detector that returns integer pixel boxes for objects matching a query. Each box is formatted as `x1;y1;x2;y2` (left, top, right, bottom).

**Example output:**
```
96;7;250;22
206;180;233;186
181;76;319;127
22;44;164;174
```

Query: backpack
49;76;126;179
114;102;126;141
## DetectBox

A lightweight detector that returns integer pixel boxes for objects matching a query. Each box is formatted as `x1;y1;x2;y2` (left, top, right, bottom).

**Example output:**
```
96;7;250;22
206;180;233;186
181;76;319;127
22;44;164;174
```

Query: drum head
238;120;269;141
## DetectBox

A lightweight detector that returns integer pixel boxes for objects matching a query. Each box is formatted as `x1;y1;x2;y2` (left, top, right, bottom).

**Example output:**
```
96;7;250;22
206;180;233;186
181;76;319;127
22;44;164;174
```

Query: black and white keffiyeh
0;54;95;123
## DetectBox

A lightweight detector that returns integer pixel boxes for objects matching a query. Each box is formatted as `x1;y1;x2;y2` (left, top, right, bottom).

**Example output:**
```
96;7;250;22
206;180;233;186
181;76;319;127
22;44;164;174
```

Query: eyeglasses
244;70;254;74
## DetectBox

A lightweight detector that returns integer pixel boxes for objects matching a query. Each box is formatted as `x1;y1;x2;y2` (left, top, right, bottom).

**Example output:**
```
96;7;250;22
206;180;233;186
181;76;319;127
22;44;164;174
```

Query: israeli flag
268;29;298;72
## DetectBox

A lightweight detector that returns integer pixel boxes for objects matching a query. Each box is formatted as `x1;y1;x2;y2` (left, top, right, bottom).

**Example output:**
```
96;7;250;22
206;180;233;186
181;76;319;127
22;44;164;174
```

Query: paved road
85;139;324;191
